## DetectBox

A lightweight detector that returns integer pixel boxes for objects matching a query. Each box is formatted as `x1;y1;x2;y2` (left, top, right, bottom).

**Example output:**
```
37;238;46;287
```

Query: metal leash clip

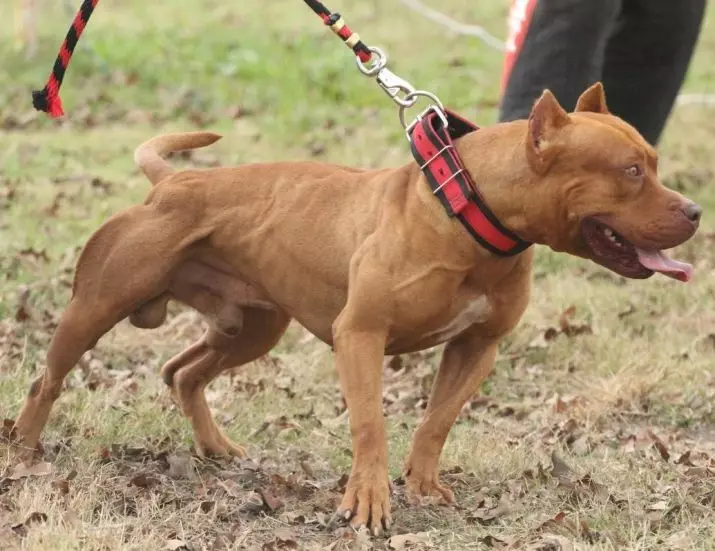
355;46;447;138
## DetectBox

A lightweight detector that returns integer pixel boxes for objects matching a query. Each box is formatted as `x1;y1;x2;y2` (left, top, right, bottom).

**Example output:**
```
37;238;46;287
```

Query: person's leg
601;0;706;145
499;0;621;122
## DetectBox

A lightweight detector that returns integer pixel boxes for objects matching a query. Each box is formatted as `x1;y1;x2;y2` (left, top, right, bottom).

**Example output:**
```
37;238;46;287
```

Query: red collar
408;109;531;257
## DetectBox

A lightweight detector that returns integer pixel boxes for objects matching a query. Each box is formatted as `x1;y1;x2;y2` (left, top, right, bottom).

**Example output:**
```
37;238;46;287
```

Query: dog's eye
624;164;643;178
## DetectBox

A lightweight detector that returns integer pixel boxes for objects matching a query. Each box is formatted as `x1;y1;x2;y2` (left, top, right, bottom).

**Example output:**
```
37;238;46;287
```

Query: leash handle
302;0;372;62
31;0;99;118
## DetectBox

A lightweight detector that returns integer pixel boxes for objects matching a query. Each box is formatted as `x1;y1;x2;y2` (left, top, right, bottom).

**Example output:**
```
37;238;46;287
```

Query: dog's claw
404;467;455;506
337;473;391;536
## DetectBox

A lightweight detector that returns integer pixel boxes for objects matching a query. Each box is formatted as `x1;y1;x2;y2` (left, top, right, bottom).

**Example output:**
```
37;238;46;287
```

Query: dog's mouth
581;218;693;282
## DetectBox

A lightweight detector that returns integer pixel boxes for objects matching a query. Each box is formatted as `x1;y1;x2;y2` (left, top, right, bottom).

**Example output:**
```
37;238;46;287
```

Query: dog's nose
682;201;702;225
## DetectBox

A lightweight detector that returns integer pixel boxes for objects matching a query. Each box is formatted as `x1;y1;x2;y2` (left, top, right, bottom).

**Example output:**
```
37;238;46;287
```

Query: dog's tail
134;132;223;186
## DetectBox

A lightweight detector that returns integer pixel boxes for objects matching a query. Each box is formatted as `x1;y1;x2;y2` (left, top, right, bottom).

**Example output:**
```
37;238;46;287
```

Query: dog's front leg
404;330;498;504
333;315;391;535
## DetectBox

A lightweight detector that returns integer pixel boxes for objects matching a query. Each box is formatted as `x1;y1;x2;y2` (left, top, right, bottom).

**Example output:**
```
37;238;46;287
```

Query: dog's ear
575;82;609;114
527;89;570;172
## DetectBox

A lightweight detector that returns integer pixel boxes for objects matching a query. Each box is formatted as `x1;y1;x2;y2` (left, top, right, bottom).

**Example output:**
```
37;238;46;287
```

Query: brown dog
11;83;700;534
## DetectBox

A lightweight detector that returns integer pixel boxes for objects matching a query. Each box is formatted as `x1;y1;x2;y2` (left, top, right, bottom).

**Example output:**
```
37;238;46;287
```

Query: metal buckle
355;46;388;77
355;46;447;138
375;68;418;108
432;169;464;194
401;98;448;141
356;47;418;108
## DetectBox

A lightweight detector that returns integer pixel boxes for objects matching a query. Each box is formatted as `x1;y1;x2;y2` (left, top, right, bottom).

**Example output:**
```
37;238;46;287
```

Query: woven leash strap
31;0;99;118
302;0;372;62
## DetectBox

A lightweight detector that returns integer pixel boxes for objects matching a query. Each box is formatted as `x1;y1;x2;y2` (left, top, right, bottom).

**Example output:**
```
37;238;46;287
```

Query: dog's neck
451;120;556;247
407;118;567;266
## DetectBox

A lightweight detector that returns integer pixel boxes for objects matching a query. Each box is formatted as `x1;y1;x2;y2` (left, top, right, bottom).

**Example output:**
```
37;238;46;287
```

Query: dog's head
524;82;701;282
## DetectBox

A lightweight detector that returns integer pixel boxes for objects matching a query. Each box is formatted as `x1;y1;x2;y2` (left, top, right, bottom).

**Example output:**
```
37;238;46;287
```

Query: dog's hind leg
160;308;290;457
11;299;112;457
11;205;207;456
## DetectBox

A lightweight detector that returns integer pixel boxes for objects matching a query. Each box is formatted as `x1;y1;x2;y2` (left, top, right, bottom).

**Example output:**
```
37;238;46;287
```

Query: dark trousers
498;0;706;145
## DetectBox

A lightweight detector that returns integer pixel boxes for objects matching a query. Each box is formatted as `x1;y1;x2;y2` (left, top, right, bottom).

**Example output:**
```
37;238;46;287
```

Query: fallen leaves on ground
466;490;511;525
129;472;160;489
9;461;53;480
261;528;299;550
11;511;48;538
165;539;189;551
548;452;611;504
388;532;432;550
529;306;593;349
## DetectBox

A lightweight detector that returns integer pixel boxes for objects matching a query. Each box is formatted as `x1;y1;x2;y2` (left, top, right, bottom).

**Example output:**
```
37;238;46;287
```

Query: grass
1;1;715;549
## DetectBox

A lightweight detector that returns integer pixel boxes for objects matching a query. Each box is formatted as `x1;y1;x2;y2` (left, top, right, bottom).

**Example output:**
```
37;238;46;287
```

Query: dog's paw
3;420;44;462
404;469;455;506
194;433;247;459
337;472;392;536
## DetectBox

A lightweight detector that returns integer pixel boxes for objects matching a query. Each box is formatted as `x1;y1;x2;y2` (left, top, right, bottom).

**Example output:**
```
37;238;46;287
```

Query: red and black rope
303;0;372;62
32;0;99;118
32;1;367;117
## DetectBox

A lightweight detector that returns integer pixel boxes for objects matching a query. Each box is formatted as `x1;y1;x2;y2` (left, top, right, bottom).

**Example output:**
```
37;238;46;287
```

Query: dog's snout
682;201;702;225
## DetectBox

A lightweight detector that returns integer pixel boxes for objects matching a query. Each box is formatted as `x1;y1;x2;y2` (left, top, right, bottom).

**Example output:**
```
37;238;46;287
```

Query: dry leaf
535;512;576;535
299;460;315;479
15;287;32;322
570;436;590;456
617;303;637;319
129;473;159;488
1;419;16;440
468;497;511;524
664;531;694;549
529;327;559;349
52;478;70;495
479;535;513;549
550;453;574;481
675;451;695;466
386;356;403;371
271;528;299;549
526;534;575;551
647;500;669;511
533;511;598;544
259;487;284;513
166;540;189;550
558;306;577;331
558;306;593;337
9;461;53;480
60;508;81;529
167;454;195;480
647;429;670;461
11;511;48;537
684;466;715;478
388;532;432;550
352;526;373;551
240;492;266;515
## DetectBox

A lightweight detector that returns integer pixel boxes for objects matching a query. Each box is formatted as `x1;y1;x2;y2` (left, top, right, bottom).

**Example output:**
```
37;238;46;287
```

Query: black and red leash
33;0;366;117
31;0;99;117
302;0;372;63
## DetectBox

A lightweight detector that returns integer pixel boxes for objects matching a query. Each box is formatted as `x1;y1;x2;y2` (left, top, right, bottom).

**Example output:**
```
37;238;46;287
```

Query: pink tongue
635;248;693;282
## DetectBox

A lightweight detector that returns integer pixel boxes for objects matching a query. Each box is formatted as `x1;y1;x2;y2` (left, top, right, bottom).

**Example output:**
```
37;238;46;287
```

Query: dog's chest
422;296;492;342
